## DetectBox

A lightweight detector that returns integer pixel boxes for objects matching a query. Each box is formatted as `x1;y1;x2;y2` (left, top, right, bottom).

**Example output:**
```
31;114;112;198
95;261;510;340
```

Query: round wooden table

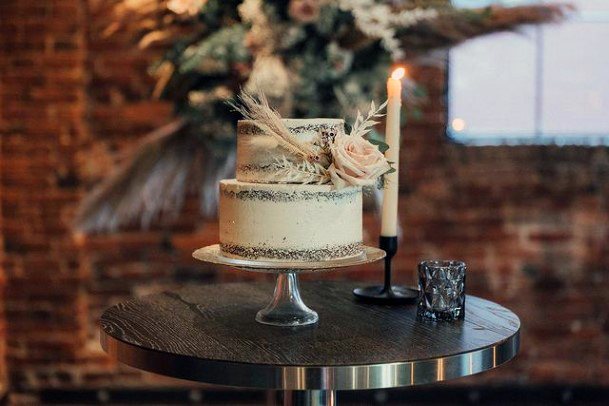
100;282;520;406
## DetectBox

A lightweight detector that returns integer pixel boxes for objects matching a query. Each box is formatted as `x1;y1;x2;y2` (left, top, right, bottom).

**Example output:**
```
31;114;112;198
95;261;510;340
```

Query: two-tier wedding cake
219;92;391;262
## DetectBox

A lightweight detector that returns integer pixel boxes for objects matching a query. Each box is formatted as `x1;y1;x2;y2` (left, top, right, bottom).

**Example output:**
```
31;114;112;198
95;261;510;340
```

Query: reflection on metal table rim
100;327;519;390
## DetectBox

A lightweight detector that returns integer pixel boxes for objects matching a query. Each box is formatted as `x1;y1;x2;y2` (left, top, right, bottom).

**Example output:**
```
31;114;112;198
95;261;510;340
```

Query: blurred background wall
1;0;608;403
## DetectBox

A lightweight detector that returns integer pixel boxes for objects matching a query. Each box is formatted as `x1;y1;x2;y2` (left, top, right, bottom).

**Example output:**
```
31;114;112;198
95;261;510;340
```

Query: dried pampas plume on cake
228;89;319;162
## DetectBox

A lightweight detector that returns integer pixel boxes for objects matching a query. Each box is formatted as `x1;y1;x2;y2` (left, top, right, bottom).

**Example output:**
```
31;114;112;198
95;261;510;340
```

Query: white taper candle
380;67;404;237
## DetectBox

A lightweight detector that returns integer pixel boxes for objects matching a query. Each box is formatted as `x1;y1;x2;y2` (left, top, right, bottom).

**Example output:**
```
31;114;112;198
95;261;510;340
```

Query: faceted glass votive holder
417;260;466;321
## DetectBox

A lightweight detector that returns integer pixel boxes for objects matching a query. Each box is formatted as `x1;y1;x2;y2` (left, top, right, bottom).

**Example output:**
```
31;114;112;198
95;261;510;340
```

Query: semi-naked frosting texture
219;179;363;261
237;118;345;183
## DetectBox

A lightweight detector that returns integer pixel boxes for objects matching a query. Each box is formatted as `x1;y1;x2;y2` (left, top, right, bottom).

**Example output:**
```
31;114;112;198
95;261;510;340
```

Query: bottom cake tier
219;179;363;261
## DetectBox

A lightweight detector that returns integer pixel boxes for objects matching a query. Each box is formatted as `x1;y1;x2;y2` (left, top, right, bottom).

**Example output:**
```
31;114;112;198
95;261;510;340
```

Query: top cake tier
236;118;345;184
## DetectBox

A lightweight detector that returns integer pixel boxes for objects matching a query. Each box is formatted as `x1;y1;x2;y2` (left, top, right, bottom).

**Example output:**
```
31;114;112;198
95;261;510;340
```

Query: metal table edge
100;322;521;391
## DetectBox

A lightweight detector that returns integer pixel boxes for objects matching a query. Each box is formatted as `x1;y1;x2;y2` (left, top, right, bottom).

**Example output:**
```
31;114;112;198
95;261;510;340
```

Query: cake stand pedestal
255;272;318;326
193;245;385;327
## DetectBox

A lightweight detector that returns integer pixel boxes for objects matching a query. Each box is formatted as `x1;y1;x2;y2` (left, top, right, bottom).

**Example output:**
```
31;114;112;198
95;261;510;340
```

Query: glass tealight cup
417;260;466;321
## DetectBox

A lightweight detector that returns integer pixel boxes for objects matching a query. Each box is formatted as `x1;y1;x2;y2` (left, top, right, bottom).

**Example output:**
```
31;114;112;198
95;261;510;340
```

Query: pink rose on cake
328;133;391;188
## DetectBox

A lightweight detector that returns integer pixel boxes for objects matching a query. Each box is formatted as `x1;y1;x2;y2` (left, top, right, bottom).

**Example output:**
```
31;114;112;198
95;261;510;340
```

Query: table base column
283;390;336;406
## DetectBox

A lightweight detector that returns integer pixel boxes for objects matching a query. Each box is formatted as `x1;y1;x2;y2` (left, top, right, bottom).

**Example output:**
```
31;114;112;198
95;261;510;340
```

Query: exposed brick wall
0;0;608;400
0;0;89;392
0;119;7;397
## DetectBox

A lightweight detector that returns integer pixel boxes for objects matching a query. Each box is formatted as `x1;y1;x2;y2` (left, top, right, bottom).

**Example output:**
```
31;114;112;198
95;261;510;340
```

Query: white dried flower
245;56;290;99
238;0;263;23
167;0;206;16
239;0;275;55
339;0;439;60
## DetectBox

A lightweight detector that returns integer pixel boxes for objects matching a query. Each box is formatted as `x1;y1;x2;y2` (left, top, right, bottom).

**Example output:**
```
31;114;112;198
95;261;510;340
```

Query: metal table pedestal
284;390;335;406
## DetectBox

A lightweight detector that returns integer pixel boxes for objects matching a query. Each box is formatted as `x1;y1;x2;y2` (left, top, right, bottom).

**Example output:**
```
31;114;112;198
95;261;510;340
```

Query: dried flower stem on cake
270;156;331;185
349;100;388;139
229;90;319;162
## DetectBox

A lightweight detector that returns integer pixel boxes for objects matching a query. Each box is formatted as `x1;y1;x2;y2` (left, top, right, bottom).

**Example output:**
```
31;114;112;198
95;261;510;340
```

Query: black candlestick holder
353;236;418;304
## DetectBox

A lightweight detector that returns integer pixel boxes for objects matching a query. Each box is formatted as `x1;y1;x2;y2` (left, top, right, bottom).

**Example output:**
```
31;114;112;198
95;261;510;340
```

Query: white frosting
218;179;363;261
236;118;345;183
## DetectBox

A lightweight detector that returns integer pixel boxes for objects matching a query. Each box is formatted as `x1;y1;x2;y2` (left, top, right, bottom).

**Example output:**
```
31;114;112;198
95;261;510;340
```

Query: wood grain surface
101;282;519;368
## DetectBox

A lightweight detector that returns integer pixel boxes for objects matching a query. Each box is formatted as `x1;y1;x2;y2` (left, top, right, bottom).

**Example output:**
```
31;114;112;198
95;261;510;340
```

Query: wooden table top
100;281;520;390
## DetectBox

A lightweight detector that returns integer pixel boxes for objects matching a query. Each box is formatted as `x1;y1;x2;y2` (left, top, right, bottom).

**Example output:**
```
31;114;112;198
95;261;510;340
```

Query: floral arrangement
231;89;392;188
328;101;393;188
76;0;567;233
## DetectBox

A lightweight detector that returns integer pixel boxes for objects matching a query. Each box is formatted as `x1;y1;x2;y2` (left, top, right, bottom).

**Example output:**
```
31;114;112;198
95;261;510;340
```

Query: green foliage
369;138;390;154
179;24;249;74
128;0;564;149
199;0;243;28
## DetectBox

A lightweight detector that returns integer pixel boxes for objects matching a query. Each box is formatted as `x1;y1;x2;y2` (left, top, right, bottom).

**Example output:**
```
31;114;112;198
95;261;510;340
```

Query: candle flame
391;67;406;80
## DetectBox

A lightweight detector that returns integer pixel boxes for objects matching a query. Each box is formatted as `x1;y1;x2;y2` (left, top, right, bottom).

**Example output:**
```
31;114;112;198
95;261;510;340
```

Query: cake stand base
353;285;418;304
256;272;318;327
192;245;385;327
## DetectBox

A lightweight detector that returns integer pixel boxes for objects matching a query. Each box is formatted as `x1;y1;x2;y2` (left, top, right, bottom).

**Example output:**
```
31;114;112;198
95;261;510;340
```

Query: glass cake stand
193;245;385;327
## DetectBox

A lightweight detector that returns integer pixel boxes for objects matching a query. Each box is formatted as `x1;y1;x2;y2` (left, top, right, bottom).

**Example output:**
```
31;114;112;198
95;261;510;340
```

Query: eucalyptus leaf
368;138;390;154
